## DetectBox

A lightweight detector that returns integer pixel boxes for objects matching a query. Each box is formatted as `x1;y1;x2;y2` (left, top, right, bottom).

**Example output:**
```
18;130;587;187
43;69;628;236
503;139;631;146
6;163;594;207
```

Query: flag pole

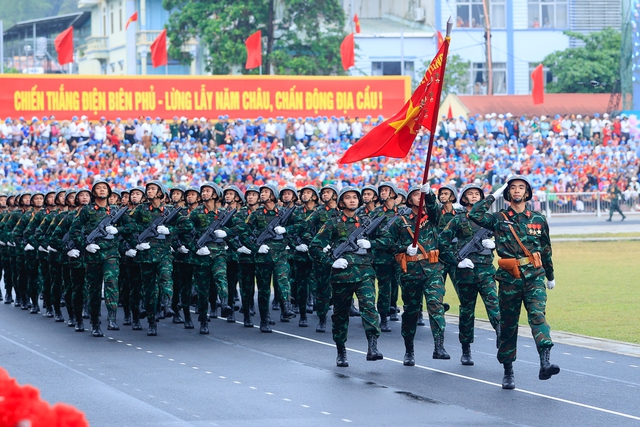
411;17;452;246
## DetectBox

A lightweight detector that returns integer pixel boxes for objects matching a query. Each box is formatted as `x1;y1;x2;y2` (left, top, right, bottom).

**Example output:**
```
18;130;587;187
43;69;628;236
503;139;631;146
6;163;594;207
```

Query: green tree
162;0;347;75
415;53;470;95
0;0;76;28
542;28;621;93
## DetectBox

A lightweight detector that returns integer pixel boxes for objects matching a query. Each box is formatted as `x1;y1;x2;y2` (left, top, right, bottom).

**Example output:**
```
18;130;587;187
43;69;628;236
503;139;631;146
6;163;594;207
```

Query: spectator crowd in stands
1;112;639;207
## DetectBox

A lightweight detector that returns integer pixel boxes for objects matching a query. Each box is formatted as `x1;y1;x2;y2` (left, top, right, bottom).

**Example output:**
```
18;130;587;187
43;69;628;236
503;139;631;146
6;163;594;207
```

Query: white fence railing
491;191;640;217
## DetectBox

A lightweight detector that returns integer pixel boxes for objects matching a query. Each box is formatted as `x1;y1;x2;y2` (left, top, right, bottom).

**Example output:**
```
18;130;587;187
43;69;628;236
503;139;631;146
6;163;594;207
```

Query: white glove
274;226;286;235
178;245;189;254
38;245;48;253
285;245;290;250
136;242;151;251
406;245;418;256
213;229;227;239
171;247;175;253
481;239;496;249
24;244;35;251
7;242;16;247
105;225;118;235
295;244;309;252
85;243;100;253
420;183;431;193
0;241;5;246
332;258;349;269
125;249;137;257
457;258;475;269
47;246;57;253
156;225;170;235
196;247;211;256
322;244;331;253
492;182;509;198
546;279;555;290
356;239;371;249
67;249;80;258
237;246;252;254
258;244;270;254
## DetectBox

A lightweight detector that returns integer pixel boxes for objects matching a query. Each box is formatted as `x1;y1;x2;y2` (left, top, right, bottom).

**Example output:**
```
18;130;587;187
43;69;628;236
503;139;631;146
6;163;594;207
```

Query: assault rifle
196;208;237;249
331;215;386;260
86;206;129;245
137;206;184;244
254;207;295;246
62;232;76;250
456;227;493;262
381;207;411;232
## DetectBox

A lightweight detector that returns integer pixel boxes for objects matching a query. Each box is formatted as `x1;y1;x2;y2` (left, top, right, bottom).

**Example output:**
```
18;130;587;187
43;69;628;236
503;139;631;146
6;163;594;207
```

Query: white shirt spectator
93;124;107;141
351;121;363;139
265;122;277;137
69;121;80;137
38;122;51;138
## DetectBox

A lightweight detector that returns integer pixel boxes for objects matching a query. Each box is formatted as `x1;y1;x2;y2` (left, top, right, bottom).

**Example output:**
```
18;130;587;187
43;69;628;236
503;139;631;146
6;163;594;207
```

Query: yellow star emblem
389;99;421;135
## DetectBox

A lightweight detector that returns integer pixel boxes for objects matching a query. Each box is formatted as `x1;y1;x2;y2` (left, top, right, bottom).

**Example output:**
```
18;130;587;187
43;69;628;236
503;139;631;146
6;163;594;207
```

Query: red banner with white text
0;75;410;121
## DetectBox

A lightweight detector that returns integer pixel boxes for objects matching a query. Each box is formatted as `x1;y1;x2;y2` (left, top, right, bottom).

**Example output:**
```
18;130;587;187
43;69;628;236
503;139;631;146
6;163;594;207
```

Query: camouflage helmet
200;181;223;200
259;184;279;201
337;186;362;208
279;185;299;203
396;188;408;202
30;190;46;206
320;184;339;201
299;185;320;202
145;180;164;198
91;179;113;198
438;183;458;203
406;185;423;207
458;184;485;207
378;181;398;199
244;184;260;196
130;186;146;196
44;188;58;206
112;189;123;198
503;175;533;202
18;192;31;206
361;185;379;202
64;189;77;205
74;187;91;205
120;188;130;195
170;184;186;201
223;185;245;205
54;187;67;205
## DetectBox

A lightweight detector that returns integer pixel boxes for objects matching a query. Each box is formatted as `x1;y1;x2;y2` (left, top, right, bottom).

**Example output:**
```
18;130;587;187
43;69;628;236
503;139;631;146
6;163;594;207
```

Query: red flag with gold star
338;35;450;164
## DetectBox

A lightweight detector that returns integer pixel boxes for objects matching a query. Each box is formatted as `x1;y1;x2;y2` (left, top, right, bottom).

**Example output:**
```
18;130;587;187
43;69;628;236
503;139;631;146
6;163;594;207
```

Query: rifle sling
400;216;429;259
500;212;533;258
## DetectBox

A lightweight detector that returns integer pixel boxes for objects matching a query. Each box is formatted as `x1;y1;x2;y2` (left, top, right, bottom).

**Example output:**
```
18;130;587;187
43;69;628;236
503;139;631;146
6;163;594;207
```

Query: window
119;8;123;31
456;0;484;28
464;62;507;95
528;63;554;91
111;11;114;34
528;0;568;28
491;0;506;28
372;61;414;77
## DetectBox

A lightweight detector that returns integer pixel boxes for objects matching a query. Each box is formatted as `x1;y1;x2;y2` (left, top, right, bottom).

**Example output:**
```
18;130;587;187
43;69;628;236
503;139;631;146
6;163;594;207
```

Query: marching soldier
437;184;463;287
300;184;341;332
0;195;13;304
278;185;298;313
121;186;146;330
22;191;46;314
606;180;626;221
387;184;450;366
439;184;501;366
68;181;124;337
10;193;33;310
222;185;246;323
468;175;559;390
309;187;385;367
236;185;260;328
358;185;379;217
169;184;188;324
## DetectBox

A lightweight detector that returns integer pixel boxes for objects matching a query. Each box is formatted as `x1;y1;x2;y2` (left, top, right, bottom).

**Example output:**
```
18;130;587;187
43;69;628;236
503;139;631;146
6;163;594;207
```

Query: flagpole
411;17;452;247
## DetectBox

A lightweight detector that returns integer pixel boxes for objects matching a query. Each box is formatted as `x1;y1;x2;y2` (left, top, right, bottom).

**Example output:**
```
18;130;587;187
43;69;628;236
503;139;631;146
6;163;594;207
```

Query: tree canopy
0;0;76;28
162;0;347;75
543;28;621;93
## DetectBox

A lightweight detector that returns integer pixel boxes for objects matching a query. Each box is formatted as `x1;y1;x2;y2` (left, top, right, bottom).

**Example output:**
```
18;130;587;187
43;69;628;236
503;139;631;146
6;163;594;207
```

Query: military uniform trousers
313;262;333;319
62;265;74;319
497;274;553;364
140;261;166;320
71;266;86;322
373;263;396;318
49;261;64;315
331;272;380;346
172;262;194;313
194;254;227;322
401;272;446;341
239;262;256;315
293;259;314;315
254;256;290;320
85;258;120;324
26;257;40;306
3;255;14;300
127;263;143;320
453;266;500;344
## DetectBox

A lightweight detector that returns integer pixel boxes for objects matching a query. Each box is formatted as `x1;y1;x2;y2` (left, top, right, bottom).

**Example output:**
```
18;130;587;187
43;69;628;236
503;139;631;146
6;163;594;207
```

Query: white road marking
342;419;352;423
266;392;273;395
630;365;639;368
584;356;593;359
249;386;257;389
606;361;615;364
283;398;291;401
301;405;310;408
321;411;331;415
562;352;571;356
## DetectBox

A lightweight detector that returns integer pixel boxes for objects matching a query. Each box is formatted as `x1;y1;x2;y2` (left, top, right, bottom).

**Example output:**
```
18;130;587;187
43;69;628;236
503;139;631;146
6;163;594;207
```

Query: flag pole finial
446;16;453;37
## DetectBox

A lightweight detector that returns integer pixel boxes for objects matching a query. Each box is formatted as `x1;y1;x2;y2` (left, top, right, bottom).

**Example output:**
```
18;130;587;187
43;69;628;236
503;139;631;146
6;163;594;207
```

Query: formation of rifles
0;175;560;390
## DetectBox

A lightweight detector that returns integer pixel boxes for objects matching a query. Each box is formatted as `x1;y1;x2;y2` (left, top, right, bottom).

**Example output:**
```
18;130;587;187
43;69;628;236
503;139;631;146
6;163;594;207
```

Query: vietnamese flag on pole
245;30;262;69
150;29;168;68
353;14;361;33
54;26;74;65
125;11;138;30
338;34;451;163
531;63;544;105
340;33;355;71
436;30;444;49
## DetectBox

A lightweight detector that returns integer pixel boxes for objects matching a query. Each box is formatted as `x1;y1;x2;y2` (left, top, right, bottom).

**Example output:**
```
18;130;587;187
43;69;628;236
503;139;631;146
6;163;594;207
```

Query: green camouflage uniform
32;207;58;314
234;206;257;319
309;213;385;345
13;209;39;308
437;207;466;289
68;203;122;326
371;204;400;324
386;193;446;343
0;209;16;301
439;214;500;344
607;184;626;220
8;208;29;306
287;204;317;322
468;195;554;364
48;210;75;320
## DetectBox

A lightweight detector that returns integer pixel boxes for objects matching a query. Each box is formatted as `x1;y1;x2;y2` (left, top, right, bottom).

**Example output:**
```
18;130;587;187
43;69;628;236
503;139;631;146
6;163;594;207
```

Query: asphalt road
1;301;639;427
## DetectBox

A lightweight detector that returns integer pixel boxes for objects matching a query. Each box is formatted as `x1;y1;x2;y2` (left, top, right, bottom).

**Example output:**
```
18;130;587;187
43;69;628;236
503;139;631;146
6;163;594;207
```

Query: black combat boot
184;307;194;329
54;311;65;323
336;345;349;367
280;301;296;322
164;296;175;317
259;316;272;333
380;314;391;332
243;310;254;328
132;306;142;330
389;306;399;321
416;310;425;326
460;343;474;366
67;316;76;327
298;313;308;327
271;298;280;311
366;334;383;361
316;315;326;333
107;312;119;331
75;319;85;332
147;320;158;336
139;301;147;319
306;295;314;314
403;339;415;366
30;302;39;314
123;314;132;326
82;303;90;319
432;335;450;360
91;321;104;337
173;312;184;324
199;320;209;334
538;348;560;380
226;309;236;323
349;301;360;317
45;307;54;318
502;362;515;389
